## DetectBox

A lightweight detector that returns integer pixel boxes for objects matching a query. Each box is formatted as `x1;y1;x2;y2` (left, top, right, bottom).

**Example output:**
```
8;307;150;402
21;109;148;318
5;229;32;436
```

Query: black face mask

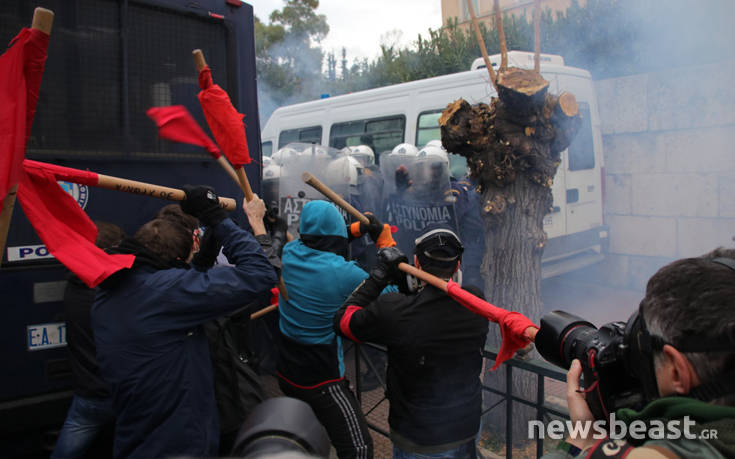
300;234;349;261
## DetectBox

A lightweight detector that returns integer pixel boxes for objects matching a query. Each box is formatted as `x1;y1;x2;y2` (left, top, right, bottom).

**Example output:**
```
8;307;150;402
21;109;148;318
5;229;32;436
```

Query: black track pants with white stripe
279;378;373;459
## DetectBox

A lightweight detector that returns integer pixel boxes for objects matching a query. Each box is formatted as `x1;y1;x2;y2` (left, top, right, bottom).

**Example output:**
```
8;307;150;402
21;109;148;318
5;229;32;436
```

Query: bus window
416;110;443;147
329;115;405;158
568;103;594;171
262;141;273;157
278;126;322;148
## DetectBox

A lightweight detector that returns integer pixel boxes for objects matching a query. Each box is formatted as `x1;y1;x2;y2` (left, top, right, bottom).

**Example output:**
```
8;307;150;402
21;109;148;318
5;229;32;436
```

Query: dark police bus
0;1;261;454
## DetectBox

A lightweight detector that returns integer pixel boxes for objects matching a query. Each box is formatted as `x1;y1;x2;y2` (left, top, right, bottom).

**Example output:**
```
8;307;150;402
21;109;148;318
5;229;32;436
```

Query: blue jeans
51;395;116;459
393;439;477;459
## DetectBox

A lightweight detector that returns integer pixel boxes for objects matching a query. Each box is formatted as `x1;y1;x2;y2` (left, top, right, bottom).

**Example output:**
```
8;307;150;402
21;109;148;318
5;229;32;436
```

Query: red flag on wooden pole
0;7;54;260
196;65;251;166
193;50;254;201
0;26;49;199
17;161;135;288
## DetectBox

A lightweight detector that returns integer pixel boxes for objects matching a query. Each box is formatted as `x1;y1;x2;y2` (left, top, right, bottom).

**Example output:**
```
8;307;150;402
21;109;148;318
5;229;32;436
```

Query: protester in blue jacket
91;187;278;459
277;200;396;459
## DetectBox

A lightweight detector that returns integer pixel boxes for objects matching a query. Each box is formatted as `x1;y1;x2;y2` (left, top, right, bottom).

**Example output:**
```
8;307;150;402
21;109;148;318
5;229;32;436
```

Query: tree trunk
440;68;581;445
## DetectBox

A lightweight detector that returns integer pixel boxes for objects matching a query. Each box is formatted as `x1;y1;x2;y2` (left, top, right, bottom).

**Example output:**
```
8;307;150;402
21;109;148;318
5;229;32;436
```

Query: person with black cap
334;224;489;458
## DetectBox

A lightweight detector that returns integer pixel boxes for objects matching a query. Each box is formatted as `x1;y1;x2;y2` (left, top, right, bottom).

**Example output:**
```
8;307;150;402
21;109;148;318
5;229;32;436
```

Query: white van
261;52;608;278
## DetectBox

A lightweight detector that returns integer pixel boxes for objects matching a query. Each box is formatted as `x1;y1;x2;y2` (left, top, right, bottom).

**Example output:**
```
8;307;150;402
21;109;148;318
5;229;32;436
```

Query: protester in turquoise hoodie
277;200;395;459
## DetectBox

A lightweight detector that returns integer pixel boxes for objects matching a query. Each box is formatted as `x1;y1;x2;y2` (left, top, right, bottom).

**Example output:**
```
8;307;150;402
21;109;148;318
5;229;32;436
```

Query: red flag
0;28;50;200
447;280;538;370
146;106;221;158
17;161;135;288
197;66;251;167
23;159;99;186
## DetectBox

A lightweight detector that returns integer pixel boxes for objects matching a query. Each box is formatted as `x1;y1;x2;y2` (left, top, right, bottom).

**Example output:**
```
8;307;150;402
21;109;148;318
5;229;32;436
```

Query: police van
261;51;608;279
0;1;261;454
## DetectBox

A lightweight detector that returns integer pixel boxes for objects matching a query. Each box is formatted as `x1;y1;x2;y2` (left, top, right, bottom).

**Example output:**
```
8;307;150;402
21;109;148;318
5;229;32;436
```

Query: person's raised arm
334;247;406;344
160;186;277;327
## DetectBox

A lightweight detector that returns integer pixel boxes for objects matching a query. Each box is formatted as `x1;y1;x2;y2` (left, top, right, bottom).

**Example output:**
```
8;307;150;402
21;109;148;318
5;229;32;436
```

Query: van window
278;126;322;148
416;110;442;147
262;141;273;157
568;103;594;171
329;115;405;158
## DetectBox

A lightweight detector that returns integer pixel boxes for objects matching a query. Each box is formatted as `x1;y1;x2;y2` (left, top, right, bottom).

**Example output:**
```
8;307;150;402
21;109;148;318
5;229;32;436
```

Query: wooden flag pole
192;49;254;202
194;49;287;300
0;7;55;262
94;173;236;210
250;304;278;320
302;172;370;225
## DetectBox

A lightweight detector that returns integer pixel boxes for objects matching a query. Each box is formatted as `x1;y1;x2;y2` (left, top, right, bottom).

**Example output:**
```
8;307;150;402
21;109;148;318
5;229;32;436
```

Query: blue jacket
91;219;277;458
278;201;370;386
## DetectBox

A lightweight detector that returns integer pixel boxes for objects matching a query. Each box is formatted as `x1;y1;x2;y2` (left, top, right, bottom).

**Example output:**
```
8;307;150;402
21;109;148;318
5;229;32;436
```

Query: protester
91;186;278;458
335;226;489;458
51;222;126;459
546;248;735;458
276;200;396;459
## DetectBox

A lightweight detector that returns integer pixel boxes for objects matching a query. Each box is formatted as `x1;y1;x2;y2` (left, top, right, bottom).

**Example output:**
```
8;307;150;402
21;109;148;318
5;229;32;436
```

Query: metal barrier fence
350;342;570;458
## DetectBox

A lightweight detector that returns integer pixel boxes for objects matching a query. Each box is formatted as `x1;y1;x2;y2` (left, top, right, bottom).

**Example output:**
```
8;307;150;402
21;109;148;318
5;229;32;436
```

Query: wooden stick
0;185;18;261
493;0;508;71
192;49;255;203
235;167;254;202
192;49;207;72
250;303;278;320
534;0;541;73
32;7;54;34
95;174;237;210
466;0;498;91
1;8;55;261
302;172;369;224
216;155;242;187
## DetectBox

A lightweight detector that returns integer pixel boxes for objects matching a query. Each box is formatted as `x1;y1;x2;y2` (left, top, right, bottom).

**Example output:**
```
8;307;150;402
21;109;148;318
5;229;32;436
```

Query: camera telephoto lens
535;310;597;369
231;397;330;458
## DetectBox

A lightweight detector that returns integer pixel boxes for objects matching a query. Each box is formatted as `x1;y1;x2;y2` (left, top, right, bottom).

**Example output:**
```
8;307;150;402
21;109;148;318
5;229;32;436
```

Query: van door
544;74;567;245
564;100;602;235
556;72;603;236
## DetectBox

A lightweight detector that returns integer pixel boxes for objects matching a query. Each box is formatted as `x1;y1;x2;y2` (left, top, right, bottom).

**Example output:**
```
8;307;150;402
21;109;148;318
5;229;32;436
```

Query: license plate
27;323;67;351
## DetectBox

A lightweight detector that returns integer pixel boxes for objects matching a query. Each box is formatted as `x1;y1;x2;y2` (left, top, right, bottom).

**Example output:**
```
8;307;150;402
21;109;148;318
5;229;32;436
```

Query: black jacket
63;274;109;399
334;277;488;447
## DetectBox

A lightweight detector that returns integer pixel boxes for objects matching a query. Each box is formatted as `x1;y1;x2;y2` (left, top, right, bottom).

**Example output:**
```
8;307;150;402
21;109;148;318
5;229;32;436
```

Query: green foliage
254;0;329;116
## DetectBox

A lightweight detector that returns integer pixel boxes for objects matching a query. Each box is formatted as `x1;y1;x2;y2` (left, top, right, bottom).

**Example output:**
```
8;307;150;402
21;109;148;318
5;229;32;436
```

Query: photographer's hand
566;359;597;450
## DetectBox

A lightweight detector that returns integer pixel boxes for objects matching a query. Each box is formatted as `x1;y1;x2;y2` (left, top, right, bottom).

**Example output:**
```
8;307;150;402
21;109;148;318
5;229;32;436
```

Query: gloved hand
266;215;288;258
180;185;228;227
370;246;408;286
348;213;382;242
395;165;412;192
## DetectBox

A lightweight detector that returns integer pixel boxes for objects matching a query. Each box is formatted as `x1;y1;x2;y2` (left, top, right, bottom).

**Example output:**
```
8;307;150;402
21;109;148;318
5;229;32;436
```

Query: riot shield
277;143;348;236
379;149;459;257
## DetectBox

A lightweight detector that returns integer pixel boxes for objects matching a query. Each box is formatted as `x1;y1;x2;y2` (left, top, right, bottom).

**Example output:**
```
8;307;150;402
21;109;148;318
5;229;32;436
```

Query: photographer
545;248;735;458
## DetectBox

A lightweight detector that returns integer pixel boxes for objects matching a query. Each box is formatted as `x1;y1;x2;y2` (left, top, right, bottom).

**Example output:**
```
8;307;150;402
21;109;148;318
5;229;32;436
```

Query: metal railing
350;343;570;458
